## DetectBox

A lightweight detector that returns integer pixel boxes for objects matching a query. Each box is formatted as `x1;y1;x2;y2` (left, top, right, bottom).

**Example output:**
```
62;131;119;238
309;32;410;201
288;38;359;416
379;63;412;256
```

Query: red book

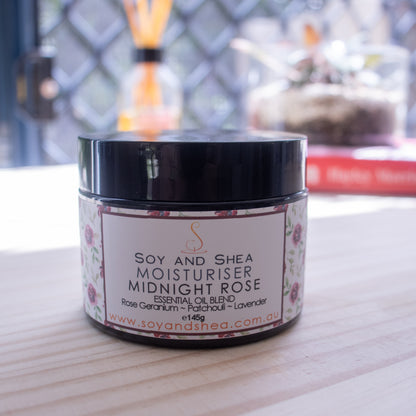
306;141;416;195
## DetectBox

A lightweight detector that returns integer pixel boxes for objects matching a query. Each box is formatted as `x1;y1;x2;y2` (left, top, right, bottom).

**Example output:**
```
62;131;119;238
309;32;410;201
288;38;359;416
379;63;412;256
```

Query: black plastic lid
78;130;307;203
133;48;163;62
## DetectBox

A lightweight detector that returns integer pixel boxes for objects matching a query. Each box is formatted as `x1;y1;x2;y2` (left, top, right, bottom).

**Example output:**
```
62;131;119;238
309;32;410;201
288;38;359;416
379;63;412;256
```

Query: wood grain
0;166;415;415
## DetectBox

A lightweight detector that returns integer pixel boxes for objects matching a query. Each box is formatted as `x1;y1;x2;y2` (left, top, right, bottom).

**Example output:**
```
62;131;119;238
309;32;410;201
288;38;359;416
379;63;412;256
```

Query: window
1;0;415;166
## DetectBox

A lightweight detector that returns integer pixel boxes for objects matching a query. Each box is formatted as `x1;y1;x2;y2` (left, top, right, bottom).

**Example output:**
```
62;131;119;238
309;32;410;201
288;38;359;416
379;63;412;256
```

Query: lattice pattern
39;0;416;163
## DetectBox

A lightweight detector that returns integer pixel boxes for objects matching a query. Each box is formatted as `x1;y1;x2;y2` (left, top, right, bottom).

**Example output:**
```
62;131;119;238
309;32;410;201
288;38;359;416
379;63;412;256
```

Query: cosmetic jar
78;130;307;347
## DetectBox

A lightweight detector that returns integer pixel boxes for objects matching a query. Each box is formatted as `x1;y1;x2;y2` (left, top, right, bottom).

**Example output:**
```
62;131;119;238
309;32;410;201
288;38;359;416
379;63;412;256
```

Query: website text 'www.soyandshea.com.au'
107;311;280;333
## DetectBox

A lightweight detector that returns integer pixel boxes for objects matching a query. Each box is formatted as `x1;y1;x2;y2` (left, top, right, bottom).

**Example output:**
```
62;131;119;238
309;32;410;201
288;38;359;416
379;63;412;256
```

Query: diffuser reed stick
119;0;179;131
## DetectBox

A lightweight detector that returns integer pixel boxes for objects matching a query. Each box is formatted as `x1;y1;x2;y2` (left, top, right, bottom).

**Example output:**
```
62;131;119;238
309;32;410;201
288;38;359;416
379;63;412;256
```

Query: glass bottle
117;48;182;131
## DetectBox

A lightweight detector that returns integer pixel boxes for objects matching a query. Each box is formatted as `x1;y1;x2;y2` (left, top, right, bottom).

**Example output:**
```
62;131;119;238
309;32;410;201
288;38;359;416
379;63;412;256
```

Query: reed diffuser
118;0;182;132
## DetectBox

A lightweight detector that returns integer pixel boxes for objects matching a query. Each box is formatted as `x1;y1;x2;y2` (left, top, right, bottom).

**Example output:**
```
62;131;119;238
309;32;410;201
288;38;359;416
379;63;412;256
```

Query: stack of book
306;140;416;195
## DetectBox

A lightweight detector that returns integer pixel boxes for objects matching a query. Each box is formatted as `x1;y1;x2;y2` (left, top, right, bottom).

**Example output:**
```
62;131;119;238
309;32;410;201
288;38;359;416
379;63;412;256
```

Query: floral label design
79;196;307;340
79;198;107;324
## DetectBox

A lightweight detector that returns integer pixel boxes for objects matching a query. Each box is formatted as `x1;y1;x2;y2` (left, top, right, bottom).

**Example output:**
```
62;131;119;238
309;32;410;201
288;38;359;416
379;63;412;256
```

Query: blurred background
1;0;416;167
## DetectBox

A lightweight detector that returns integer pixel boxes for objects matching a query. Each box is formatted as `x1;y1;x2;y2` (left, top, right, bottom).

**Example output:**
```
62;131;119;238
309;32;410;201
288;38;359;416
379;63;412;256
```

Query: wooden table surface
1;165;415;415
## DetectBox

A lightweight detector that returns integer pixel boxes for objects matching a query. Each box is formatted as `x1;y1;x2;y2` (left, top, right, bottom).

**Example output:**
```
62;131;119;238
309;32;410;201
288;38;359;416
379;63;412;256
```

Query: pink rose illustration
148;210;170;217
273;204;288;213
290;282;300;304
98;205;111;216
215;210;237;217
292;224;302;246
153;332;171;339
84;224;94;247
104;320;116;329
218;332;235;338
87;283;97;305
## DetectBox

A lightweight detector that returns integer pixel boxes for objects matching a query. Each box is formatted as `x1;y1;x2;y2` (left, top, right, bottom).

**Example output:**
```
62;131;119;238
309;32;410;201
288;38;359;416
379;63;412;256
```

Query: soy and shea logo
181;221;207;254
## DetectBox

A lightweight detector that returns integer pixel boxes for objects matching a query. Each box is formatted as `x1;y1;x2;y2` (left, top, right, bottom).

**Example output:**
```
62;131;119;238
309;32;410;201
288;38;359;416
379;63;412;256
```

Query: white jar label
79;197;307;340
